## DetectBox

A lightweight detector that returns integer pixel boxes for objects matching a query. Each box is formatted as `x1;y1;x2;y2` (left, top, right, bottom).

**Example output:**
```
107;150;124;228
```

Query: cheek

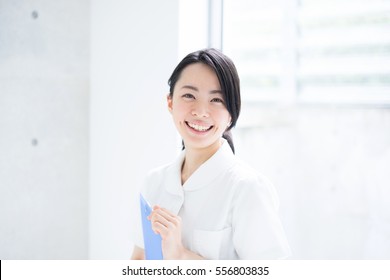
171;103;187;122
220;108;231;121
215;110;231;127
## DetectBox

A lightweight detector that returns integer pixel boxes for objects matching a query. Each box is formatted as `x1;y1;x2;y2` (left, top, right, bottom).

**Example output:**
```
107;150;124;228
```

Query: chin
183;138;222;151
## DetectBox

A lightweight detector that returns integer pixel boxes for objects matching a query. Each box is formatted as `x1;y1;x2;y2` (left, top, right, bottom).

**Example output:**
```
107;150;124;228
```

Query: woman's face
167;63;231;153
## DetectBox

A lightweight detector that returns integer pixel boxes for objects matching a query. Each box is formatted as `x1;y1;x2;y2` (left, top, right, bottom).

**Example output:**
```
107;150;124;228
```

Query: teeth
187;122;211;132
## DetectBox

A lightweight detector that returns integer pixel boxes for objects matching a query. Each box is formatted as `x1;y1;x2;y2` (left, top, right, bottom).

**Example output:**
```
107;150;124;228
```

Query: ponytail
222;130;235;154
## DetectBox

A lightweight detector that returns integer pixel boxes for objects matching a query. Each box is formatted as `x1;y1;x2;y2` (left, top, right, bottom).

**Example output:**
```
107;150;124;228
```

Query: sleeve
232;174;292;259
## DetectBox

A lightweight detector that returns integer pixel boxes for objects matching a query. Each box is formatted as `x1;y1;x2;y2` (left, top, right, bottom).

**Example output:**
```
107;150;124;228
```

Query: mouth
185;121;213;132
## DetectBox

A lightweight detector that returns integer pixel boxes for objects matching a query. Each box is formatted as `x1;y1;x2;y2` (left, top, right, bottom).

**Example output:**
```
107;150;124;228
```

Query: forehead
175;63;221;90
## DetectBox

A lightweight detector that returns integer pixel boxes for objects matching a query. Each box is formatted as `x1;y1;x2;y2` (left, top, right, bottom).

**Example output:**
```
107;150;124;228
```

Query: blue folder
140;194;163;260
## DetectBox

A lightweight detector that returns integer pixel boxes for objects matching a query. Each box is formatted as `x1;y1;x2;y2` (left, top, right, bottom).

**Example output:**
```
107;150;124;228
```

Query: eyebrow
181;85;222;94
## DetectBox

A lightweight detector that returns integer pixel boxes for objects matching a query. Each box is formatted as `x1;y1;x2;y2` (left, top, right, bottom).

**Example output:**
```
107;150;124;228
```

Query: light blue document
140;194;163;260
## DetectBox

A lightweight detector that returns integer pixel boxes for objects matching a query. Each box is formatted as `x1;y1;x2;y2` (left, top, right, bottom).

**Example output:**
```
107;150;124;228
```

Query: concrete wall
0;0;90;259
0;0;179;259
89;0;179;259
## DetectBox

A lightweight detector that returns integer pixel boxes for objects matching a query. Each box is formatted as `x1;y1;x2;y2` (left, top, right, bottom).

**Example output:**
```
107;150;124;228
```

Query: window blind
223;0;390;104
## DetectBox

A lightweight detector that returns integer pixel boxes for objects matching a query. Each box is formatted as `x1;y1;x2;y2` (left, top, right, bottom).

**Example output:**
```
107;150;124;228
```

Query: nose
191;102;209;118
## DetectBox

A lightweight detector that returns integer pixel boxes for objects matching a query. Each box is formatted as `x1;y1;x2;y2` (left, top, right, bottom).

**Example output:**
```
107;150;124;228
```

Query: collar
165;139;236;195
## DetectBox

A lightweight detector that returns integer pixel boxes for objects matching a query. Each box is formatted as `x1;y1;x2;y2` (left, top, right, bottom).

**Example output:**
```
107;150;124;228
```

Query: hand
148;206;185;259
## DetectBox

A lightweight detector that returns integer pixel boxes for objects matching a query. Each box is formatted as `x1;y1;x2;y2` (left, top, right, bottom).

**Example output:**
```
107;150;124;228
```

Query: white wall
0;0;89;259
89;0;179;259
235;105;390;259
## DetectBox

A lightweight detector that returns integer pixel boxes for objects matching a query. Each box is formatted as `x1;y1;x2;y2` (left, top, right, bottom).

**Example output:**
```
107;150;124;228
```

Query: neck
181;139;222;185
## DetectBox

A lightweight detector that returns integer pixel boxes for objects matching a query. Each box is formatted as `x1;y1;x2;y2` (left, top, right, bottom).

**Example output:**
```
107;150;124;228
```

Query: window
223;0;390;105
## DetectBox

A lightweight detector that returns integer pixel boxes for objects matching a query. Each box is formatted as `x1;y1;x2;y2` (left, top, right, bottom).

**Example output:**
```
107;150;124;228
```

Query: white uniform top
134;140;291;259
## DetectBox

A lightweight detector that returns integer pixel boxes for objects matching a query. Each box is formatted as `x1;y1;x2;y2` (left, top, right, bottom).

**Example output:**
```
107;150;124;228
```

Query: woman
131;48;291;260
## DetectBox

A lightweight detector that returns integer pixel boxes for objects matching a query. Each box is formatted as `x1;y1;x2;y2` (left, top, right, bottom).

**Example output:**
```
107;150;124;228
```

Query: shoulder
145;150;184;179
142;160;174;186
228;158;280;209
140;157;180;198
228;158;272;187
146;161;173;178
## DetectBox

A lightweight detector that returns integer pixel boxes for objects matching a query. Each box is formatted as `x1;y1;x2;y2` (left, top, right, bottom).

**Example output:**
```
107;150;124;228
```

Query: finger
149;207;181;229
153;208;179;223
152;221;169;238
147;205;161;220
151;212;174;228
161;210;181;228
152;218;175;236
158;207;176;218
148;209;169;224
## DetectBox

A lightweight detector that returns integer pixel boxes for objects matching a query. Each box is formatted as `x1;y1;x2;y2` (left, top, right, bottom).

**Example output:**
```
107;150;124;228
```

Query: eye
211;97;224;104
182;93;195;99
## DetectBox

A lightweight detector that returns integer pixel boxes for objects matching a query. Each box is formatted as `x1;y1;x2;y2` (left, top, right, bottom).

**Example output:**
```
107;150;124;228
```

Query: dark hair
168;48;241;153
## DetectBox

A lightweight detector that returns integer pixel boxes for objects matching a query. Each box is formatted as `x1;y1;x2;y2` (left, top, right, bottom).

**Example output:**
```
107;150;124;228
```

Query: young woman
131;48;291;260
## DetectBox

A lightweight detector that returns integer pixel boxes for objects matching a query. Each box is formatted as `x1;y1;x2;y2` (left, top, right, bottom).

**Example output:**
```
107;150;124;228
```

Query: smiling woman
168;49;241;154
130;48;291;260
168;63;232;156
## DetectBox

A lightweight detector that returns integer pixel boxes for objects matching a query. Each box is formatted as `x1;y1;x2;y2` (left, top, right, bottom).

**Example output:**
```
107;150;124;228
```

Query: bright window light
223;0;390;105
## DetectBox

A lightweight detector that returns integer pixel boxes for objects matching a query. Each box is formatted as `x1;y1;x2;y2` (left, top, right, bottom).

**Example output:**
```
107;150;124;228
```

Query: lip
185;121;213;134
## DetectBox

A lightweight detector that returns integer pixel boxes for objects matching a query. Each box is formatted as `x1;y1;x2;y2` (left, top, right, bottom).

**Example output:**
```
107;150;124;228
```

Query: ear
167;94;173;113
227;116;232;128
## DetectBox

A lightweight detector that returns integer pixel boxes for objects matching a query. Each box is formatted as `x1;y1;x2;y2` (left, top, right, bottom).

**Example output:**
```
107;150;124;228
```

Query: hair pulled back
168;48;241;153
